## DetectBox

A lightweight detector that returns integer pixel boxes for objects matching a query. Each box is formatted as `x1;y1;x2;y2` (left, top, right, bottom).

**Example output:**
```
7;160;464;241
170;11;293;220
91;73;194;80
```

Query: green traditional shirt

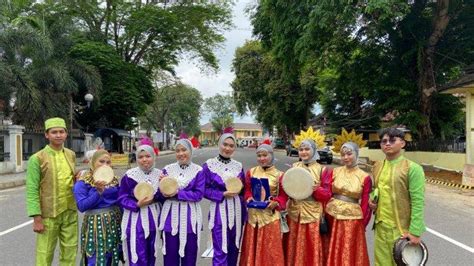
26;145;76;217
373;155;426;236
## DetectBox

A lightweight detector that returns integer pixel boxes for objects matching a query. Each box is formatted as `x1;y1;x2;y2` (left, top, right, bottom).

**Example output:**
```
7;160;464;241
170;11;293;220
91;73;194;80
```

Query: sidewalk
0;150;175;190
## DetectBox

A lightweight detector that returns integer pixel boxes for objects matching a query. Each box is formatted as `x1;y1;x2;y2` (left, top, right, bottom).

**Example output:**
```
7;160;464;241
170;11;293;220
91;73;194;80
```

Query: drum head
225;177;243;194
282;167;314;200
160;177;179;195
93;165;114;184
393;238;428;266
134;182;154;201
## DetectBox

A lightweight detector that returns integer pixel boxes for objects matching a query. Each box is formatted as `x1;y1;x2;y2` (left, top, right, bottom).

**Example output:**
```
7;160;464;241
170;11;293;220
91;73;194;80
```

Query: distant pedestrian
26;117;78;265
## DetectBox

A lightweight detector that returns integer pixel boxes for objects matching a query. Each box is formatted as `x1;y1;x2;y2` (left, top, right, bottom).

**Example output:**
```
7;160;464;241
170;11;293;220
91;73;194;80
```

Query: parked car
274;138;286;149
286;144;333;164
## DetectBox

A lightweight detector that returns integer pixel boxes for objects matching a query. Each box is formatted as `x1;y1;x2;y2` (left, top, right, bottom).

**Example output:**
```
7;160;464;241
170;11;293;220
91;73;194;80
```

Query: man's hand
137;196;153;208
223;191;238;198
33;216;45;234
368;199;377;211
402;232;421;245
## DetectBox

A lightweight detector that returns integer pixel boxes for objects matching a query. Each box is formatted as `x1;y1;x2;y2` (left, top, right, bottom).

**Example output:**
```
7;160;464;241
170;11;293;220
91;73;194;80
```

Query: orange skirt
239;220;285;266
326;219;369;266
283;218;323;266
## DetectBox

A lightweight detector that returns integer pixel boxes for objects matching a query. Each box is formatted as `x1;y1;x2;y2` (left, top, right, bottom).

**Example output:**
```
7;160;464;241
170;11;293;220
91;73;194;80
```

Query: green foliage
69;41;153;129
141;82;203;136
245;0;472;139
204;94;235;133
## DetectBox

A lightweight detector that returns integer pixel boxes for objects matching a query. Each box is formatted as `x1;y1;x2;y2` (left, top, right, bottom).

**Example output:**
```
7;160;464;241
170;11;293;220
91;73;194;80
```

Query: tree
69;41;153;129
141;82;203;140
61;1;232;72
0;5;101;128
247;0;471;139
204;94;235;133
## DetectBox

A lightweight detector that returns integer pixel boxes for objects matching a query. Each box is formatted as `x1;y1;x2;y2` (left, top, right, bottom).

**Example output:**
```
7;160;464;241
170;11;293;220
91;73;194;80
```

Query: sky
174;1;256;125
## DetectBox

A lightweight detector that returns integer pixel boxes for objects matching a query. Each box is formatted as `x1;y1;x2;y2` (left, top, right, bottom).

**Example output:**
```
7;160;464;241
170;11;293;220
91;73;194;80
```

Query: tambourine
282;167;314;200
93;165;114;184
133;182;154;201
160;177;179;196
393;238;428;266
224;177;243;194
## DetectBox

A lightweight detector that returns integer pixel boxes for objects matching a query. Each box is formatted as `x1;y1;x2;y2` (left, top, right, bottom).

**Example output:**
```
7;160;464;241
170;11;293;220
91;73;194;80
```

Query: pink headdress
179;132;189;140
223;127;234;134
139;135;154;147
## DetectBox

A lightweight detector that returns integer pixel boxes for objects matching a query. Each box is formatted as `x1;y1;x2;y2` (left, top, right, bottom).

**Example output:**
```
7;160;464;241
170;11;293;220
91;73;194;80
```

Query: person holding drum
369;128;426;266
73;149;122;265
239;139;288;266
203;127;246;266
158;138;205;265
282;135;332;266
325;142;371;266
118;145;162;266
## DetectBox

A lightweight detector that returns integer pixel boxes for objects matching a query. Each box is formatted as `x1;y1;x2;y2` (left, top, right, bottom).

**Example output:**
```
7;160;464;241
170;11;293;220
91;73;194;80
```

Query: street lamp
69;93;94;148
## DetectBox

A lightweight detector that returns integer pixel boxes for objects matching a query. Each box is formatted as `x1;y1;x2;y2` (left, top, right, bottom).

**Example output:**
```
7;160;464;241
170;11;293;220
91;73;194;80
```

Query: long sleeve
203;164;225;202
360;175;372;228
274;174;288;211
25;155;42;217
408;163;426;236
313;167;333;203
73;181;101;212
118;175;140;212
244;170;253;202
177;170;205;202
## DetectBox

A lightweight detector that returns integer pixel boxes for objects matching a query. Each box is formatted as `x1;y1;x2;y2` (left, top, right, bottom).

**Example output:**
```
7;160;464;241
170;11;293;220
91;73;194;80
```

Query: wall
358;147;466;172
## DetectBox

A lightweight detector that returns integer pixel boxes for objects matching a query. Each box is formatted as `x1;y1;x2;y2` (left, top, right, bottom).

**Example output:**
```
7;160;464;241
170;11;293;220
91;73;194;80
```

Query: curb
425;177;473;190
0;179;26;190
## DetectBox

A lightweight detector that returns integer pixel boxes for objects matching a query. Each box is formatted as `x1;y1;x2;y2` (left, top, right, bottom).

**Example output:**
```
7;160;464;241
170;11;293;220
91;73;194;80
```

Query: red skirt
326;219;369;266
283;218;323;266
239;220;285;266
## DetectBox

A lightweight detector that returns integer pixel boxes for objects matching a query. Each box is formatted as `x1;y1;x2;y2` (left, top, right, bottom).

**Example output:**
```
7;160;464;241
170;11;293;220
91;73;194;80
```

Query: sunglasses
380;137;401;145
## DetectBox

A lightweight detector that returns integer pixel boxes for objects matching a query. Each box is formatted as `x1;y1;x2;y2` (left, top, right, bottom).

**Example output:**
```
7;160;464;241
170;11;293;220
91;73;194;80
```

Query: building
199;122;263;146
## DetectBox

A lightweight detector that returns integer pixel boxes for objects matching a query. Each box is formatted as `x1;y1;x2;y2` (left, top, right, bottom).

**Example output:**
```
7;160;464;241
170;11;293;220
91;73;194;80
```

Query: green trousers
374;221;400;266
36;209;78;266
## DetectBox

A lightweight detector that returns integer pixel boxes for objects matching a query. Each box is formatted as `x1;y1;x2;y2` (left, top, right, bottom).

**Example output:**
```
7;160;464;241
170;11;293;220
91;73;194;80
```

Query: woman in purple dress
203;129;246;266
158;138;205;265
73;149;122;265
118;145;161;266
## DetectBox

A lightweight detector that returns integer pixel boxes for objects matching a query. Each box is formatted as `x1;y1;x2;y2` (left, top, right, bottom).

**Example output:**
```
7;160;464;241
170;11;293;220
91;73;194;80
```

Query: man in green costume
26;117;78;265
369;128;426;266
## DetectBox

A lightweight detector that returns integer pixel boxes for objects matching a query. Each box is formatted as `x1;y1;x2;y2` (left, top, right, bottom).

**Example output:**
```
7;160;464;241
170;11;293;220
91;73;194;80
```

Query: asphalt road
0;147;473;265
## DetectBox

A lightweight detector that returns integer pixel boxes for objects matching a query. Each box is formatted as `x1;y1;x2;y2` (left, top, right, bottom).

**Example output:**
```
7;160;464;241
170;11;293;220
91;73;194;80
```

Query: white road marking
0;220;32;237
427;227;474;253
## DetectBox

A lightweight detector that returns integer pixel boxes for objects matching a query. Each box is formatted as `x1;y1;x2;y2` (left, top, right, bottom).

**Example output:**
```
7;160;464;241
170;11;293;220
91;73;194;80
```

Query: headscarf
175;139;193;164
341;142;359;168
218;133;236;158
135;144;156;171
90;149;110;171
299;139;320;164
256;143;274;166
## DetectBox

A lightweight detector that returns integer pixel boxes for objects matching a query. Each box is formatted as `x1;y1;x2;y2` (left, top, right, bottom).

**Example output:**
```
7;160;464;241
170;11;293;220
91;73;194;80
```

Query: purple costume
158;162;205;266
203;157;246;266
119;166;161;266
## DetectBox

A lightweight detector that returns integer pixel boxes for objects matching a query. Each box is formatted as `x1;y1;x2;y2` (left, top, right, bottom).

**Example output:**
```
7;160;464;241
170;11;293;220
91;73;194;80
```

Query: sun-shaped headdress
332;128;367;153
293;127;326;149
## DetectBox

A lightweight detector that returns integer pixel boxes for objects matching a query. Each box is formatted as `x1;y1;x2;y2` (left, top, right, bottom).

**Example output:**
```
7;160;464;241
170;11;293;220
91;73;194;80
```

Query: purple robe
158;163;205;265
118;168;161;266
203;158;246;266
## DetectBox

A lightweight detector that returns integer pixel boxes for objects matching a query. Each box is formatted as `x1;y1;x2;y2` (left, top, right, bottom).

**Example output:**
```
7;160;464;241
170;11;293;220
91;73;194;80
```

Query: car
274;138;286;149
286;144;333;164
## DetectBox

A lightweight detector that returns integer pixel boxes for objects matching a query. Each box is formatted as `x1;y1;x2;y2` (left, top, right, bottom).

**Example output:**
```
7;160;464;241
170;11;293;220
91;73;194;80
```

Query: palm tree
0;6;101;128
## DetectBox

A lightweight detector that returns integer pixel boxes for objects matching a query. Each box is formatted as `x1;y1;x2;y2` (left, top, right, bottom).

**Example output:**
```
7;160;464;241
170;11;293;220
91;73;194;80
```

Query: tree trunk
417;0;451;139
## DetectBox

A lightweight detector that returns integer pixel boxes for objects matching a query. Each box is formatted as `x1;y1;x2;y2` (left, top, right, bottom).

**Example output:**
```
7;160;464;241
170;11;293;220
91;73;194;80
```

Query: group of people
26;117;425;266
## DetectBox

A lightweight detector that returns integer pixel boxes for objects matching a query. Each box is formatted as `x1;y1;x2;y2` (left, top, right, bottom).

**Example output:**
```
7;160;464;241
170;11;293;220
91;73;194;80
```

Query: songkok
45;117;67;131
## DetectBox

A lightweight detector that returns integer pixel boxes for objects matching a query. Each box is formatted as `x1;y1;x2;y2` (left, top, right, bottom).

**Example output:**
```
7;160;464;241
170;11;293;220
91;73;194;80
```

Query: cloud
175;0;254;99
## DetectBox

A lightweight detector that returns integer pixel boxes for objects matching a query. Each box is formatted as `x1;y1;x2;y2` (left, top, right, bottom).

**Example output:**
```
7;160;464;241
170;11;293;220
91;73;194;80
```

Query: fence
368;139;466;153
